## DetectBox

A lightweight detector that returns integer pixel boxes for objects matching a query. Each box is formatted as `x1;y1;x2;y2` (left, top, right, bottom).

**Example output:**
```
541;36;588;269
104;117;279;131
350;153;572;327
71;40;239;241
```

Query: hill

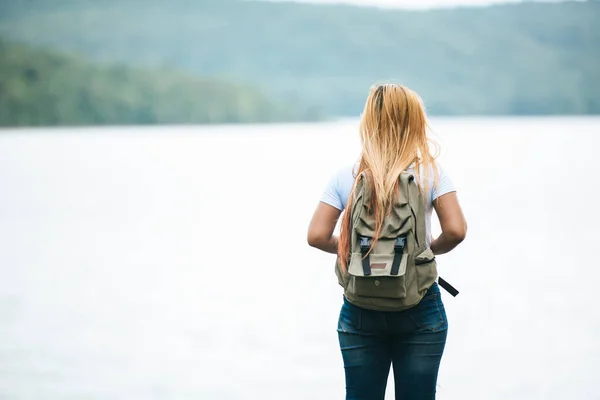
0;40;324;126
0;0;598;116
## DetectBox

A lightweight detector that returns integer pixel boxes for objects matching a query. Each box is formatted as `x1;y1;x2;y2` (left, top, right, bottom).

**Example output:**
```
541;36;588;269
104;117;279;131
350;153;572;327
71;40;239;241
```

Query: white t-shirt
320;163;456;246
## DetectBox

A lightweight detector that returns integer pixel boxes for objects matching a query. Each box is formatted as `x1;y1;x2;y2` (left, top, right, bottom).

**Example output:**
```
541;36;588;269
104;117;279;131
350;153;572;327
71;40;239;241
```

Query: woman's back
320;162;456;247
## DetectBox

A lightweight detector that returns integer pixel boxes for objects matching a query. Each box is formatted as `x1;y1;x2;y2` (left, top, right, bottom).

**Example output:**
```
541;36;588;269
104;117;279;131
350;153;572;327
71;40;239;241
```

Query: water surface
1;117;599;399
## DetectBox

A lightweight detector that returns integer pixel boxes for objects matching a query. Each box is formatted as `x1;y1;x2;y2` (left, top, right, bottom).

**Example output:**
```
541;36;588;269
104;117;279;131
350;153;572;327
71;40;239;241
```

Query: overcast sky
263;0;568;10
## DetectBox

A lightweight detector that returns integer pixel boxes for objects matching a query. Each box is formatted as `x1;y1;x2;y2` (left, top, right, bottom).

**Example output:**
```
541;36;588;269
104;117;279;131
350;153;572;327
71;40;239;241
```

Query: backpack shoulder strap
399;172;460;297
399;172;427;249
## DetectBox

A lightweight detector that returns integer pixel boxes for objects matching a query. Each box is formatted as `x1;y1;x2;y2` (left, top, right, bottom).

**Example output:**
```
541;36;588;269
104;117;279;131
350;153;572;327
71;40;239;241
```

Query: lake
1;117;599;399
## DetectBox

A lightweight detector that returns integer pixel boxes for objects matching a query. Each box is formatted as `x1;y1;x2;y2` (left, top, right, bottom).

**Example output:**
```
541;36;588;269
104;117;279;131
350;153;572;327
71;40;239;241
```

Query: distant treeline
1;0;599;118
0;40;325;126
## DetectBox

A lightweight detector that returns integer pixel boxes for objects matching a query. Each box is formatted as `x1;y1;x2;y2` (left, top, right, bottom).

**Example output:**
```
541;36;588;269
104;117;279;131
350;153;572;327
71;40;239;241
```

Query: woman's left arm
307;202;342;254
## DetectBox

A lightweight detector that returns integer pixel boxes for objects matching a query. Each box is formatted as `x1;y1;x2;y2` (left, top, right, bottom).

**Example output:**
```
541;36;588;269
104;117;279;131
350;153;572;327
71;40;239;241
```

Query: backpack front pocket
348;275;408;299
347;251;408;278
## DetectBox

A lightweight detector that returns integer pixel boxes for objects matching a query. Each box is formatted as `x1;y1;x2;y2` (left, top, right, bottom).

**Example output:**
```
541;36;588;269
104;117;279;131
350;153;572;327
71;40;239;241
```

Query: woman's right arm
430;192;467;255
307;202;342;254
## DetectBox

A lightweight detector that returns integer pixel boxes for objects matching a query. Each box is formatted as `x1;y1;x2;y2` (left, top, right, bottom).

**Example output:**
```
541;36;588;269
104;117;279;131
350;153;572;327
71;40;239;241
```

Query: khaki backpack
335;171;456;311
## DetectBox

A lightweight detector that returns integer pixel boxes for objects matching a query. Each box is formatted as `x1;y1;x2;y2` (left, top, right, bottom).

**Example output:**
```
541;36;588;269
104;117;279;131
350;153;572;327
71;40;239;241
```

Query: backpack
335;171;457;311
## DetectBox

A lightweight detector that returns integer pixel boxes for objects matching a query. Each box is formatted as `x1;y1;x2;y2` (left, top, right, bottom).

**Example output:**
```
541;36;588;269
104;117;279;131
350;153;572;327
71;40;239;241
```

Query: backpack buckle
394;237;406;251
360;236;371;251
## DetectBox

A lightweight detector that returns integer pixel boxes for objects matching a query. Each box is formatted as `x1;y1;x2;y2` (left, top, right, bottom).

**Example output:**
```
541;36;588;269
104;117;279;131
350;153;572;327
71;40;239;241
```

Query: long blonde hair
338;83;439;271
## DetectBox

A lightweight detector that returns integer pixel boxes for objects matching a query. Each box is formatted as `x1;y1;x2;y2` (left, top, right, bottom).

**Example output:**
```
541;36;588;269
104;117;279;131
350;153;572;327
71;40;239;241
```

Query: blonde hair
338;83;439;271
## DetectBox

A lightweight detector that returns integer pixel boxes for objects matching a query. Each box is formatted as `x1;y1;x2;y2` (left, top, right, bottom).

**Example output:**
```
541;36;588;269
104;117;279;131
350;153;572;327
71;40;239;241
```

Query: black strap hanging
359;236;372;276
438;277;459;297
390;236;406;276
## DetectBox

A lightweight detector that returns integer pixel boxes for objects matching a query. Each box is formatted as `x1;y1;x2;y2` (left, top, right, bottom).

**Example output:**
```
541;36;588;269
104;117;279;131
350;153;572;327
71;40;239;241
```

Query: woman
307;83;467;399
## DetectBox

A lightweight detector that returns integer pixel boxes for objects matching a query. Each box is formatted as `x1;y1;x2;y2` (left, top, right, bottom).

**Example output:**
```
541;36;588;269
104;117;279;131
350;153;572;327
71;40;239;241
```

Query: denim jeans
337;283;448;400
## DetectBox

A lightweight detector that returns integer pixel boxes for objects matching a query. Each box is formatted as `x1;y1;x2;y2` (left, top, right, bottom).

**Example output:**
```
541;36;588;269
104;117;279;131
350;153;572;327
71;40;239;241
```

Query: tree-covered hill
0;40;325;126
1;0;598;116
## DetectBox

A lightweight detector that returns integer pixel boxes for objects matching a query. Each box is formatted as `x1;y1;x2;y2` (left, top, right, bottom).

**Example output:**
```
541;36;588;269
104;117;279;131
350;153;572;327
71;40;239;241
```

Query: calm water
0;117;599;400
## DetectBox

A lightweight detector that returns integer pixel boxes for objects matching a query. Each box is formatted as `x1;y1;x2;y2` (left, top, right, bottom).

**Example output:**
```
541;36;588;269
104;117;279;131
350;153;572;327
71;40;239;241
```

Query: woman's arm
307;202;342;254
430;192;467;255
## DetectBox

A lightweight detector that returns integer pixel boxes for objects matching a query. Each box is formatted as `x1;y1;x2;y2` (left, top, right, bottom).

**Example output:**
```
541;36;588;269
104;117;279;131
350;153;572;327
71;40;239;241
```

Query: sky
264;0;567;10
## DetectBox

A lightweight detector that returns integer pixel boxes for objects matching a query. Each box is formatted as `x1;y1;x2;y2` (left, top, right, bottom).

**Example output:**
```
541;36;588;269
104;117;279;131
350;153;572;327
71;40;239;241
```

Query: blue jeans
337;283;448;400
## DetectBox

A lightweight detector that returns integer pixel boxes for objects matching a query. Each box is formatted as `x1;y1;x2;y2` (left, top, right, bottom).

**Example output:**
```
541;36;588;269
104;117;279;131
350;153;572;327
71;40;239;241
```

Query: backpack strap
359;236;372;276
404;172;460;297
354;173;374;276
403;173;427;249
438;277;459;297
390;236;406;275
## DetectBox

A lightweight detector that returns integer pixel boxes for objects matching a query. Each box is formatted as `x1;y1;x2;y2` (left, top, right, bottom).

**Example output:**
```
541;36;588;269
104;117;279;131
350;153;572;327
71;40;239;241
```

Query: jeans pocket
408;290;446;332
337;298;362;333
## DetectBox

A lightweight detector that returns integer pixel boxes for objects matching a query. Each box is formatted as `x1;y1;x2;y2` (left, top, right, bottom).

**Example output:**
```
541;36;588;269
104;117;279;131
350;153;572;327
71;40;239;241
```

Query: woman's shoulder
320;163;358;211
406;161;455;205
331;163;358;190
339;163;359;178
